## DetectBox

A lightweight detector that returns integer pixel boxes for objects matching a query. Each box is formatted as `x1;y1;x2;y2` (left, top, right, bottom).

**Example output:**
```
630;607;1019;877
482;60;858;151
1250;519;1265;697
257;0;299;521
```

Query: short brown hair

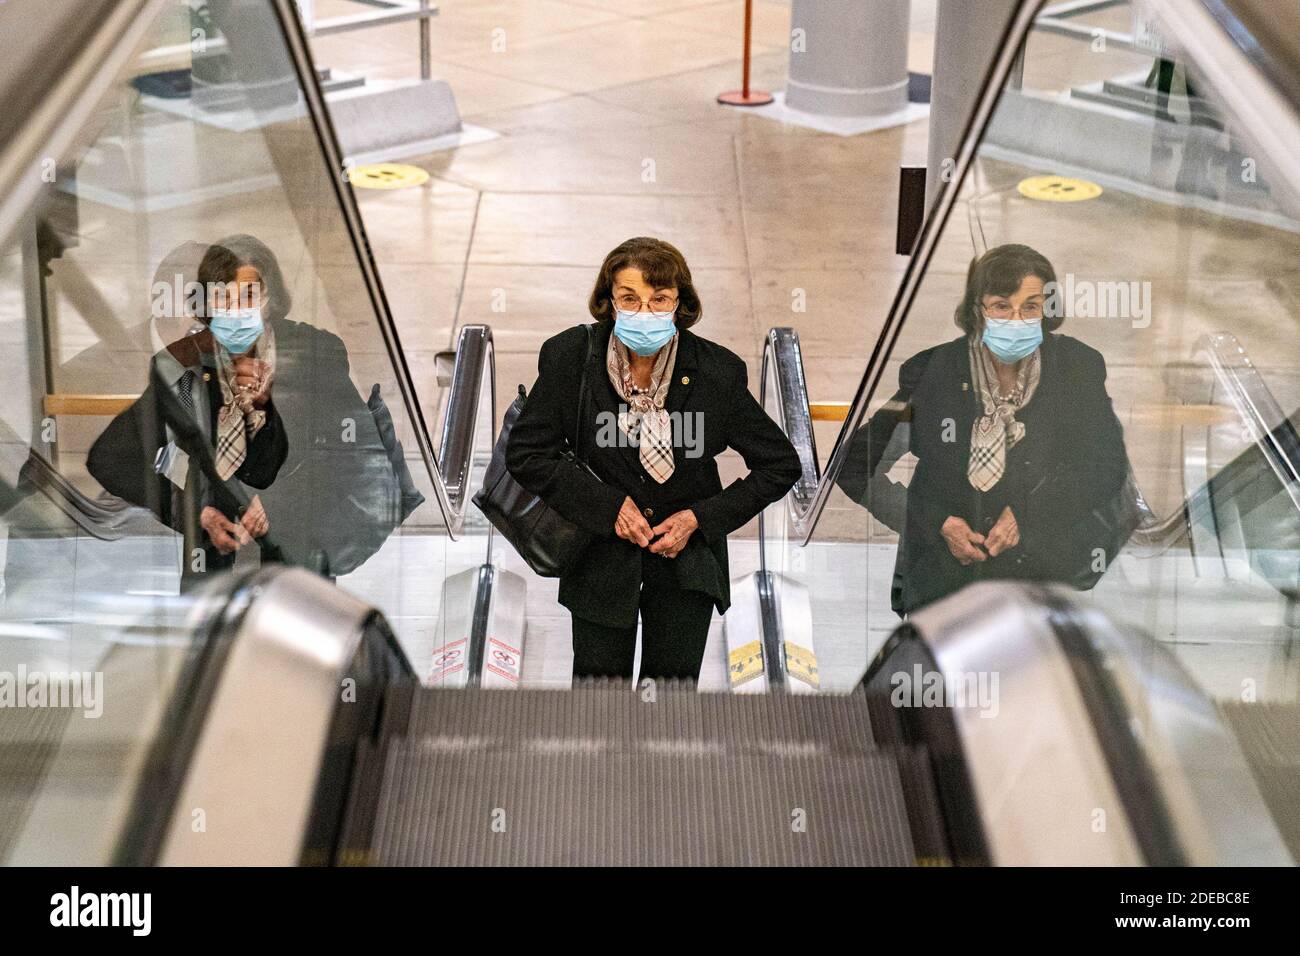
588;237;702;329
197;234;292;323
954;243;1062;334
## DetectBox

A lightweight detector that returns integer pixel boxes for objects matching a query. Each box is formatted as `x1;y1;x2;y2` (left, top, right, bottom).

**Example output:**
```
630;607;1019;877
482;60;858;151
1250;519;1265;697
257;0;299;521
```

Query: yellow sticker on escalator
729;640;764;687
784;642;820;689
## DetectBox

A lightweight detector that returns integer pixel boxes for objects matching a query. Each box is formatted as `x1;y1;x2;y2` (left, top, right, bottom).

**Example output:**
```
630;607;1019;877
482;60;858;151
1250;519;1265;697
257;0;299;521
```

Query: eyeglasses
614;292;678;316
982;301;1044;320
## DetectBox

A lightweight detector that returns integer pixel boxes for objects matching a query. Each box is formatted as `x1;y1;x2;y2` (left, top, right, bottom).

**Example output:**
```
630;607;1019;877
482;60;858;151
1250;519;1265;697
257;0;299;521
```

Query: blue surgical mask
208;306;264;355
613;309;677;356
981;316;1042;363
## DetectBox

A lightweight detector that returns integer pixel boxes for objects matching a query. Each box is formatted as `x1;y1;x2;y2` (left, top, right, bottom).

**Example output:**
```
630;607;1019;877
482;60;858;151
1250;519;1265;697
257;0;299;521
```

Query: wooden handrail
809;401;851;422
43;394;139;417
809;401;1238;427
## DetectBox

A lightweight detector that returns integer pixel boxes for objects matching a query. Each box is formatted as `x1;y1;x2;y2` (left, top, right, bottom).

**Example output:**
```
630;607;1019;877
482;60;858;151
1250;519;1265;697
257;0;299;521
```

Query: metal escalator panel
150;566;412;867
865;582;1292;866
0;572;250;865
363;684;921;866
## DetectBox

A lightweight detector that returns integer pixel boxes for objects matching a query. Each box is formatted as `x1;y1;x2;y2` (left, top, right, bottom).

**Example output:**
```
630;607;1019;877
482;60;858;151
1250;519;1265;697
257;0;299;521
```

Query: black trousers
570;552;714;682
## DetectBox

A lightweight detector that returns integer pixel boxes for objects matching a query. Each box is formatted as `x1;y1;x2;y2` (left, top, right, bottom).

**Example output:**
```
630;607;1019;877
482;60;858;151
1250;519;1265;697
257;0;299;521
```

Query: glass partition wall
761;0;1300;708
0;0;486;861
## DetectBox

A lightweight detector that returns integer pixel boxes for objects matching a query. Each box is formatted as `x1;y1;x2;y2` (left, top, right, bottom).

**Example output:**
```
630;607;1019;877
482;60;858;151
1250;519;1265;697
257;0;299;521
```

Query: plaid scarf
967;335;1040;492
214;324;276;481
606;332;678;484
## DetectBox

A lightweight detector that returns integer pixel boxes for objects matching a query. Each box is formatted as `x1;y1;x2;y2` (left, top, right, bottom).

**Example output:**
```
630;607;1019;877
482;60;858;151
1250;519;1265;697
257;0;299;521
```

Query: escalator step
403;681;876;756
0;706;76;861
362;684;912;865
369;742;915;866
1220;700;1300;863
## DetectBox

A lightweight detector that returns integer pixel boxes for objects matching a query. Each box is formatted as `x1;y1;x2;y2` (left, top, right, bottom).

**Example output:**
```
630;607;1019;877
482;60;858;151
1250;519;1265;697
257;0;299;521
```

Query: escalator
2;0;1300;867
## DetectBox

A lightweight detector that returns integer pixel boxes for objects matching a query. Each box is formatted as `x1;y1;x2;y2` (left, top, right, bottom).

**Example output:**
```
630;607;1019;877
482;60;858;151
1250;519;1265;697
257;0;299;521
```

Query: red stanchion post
717;0;774;106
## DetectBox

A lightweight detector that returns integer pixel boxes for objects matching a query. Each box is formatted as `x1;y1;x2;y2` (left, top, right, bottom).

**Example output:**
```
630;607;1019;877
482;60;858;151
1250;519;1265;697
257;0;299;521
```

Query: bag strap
572;324;594;463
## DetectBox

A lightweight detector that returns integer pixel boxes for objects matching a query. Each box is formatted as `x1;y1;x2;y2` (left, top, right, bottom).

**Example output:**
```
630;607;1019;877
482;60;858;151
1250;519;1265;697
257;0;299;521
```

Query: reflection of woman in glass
91;235;412;582
837;244;1131;615
192;234;413;579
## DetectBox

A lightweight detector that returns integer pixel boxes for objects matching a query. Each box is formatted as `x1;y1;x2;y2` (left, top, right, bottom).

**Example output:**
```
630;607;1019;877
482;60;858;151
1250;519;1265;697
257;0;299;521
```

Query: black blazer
836;333;1129;615
82;318;404;577
87;351;289;568
506;322;801;627
246;318;402;577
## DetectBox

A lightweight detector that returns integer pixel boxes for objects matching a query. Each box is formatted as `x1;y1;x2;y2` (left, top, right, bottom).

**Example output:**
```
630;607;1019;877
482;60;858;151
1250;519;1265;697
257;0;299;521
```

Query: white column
786;0;911;117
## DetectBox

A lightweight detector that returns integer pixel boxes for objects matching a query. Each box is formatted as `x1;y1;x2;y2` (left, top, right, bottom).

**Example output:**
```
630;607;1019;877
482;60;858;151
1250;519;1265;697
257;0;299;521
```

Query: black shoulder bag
472;326;598;577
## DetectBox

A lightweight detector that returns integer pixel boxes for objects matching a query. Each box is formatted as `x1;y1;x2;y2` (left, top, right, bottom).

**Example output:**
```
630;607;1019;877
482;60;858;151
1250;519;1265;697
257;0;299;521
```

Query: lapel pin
203;373;212;382
681;375;690;385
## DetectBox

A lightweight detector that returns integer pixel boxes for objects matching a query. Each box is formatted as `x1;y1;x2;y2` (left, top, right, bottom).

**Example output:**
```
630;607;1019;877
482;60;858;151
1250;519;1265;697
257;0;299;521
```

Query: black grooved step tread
370;745;915;866
361;683;918;866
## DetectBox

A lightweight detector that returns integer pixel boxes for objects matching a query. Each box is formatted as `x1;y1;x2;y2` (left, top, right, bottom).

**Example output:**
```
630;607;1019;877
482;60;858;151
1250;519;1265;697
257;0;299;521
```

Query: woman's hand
201;505;251;555
941;515;987;565
984;506;1020;557
649;510;698;559
615;496;653;547
240;494;270;539
233;355;273;410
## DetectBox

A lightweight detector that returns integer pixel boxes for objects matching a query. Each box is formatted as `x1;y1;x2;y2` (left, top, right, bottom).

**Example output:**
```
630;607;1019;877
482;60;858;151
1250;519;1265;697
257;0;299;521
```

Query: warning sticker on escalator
729;640;764;687
430;638;466;684
484;638;522;686
784;642;820;690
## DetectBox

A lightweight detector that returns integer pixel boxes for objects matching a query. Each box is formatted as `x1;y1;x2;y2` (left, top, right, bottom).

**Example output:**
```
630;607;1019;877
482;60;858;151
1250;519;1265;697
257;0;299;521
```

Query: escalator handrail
1126;331;1300;558
1042;587;1292;865
1198;331;1300;511
759;328;819;520
0;0;167;255
14;451;161;541
437;325;496;521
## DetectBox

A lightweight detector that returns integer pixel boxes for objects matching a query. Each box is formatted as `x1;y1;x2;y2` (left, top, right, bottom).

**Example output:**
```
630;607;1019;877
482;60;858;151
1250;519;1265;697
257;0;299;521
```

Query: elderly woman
836;243;1132;616
90;234;414;582
507;237;801;681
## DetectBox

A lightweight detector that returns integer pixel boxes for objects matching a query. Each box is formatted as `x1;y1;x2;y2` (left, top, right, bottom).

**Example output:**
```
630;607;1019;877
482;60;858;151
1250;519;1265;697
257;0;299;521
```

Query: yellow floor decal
1016;174;1103;202
348;162;430;190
